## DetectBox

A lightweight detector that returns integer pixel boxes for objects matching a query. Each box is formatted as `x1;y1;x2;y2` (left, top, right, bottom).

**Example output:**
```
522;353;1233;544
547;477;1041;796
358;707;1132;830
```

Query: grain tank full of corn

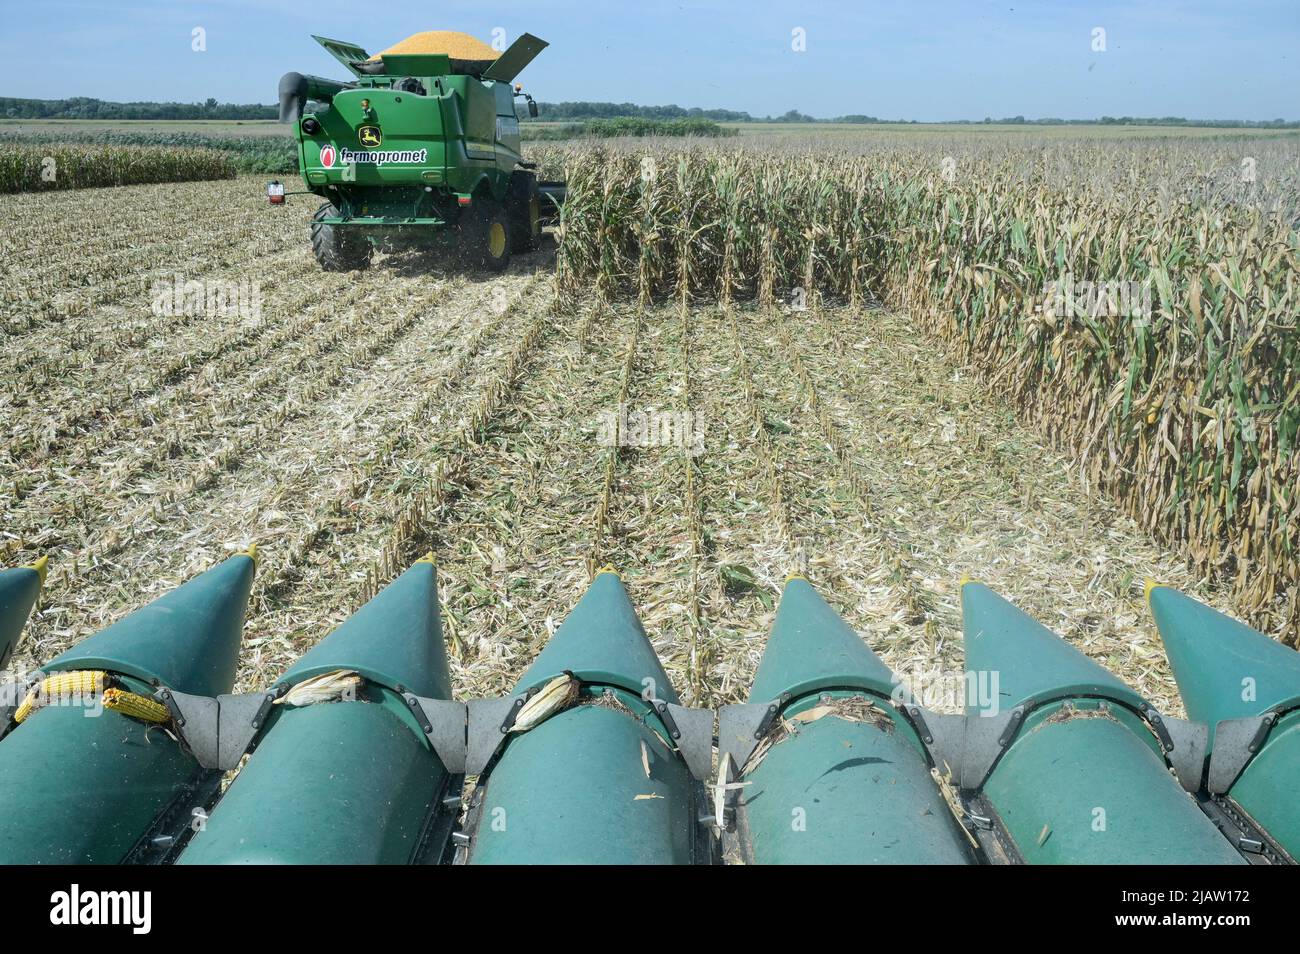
275;31;564;271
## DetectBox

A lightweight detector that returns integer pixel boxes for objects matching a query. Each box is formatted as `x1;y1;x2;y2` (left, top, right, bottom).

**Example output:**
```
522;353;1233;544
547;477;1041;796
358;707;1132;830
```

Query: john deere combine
273;31;563;271
1;548;1296;865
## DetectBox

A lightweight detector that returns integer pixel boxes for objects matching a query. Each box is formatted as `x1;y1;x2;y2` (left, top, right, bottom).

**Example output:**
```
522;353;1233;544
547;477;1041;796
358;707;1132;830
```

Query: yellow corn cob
101;688;172;724
13;670;107;723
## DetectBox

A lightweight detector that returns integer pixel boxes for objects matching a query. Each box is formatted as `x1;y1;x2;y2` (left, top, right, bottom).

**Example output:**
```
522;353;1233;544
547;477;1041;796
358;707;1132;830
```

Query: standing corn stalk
549;141;1300;643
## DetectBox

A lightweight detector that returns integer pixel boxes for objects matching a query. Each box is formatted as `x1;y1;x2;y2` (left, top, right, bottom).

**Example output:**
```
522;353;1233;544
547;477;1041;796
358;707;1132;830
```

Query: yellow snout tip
28;555;49;587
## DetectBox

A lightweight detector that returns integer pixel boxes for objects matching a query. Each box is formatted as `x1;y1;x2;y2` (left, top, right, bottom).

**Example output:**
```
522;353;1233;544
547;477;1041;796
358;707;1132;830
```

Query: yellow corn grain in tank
367;31;499;62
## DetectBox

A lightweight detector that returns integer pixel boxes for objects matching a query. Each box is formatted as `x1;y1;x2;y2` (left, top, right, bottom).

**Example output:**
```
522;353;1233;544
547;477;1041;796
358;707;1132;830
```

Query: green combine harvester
271;30;564;271
0;551;1295;864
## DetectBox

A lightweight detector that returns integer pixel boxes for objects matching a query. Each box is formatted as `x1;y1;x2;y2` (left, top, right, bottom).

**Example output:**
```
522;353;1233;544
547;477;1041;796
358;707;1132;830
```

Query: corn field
0;142;234;192
547;138;1300;642
0;130;299;174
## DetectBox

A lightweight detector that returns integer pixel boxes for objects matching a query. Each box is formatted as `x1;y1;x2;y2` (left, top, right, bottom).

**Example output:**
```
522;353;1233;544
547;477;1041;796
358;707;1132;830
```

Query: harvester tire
311;203;372;272
507;173;542;252
460;199;512;272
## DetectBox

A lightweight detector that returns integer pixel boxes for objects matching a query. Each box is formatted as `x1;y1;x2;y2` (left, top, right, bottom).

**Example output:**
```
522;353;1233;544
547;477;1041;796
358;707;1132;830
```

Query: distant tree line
522;105;1299;127
3;96;1295;128
519;101;754;122
581;118;737;138
1;97;278;121
522;105;835;123
966;115;1300;128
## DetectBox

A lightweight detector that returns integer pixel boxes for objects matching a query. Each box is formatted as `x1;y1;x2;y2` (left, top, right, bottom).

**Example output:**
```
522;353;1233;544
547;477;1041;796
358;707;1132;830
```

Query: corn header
1;549;1295;865
272;31;564;271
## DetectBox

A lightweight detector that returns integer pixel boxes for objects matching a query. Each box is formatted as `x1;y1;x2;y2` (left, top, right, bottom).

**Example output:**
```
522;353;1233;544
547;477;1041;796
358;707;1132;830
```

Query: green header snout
1149;584;1300;729
0;561;45;668
282;558;450;701
961;580;1146;715
514;572;678;703
43;552;255;696
750;576;901;703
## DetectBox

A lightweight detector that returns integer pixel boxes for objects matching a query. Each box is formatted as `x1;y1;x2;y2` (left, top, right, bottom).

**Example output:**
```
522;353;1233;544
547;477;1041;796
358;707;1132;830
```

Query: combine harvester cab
277;32;564;272
0;551;255;864
464;568;714;864
179;556;461;864
0;556;46;669
1150;584;1300;861
958;581;1243;864
719;577;975;864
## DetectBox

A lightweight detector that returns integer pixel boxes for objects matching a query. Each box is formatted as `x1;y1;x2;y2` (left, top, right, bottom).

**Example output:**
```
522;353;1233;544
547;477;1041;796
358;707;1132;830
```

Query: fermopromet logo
320;144;336;168
339;147;428;165
50;884;151;934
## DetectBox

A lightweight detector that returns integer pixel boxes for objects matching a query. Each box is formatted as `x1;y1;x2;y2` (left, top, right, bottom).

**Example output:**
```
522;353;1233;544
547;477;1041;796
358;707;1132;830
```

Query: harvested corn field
0;165;1265;719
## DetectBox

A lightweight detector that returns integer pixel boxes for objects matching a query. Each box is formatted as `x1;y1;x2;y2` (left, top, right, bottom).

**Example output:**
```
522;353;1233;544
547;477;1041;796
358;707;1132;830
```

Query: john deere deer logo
357;124;383;148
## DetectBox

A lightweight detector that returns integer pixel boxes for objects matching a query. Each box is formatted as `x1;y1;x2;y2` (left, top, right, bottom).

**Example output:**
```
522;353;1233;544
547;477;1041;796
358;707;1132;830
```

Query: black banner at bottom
0;864;1277;940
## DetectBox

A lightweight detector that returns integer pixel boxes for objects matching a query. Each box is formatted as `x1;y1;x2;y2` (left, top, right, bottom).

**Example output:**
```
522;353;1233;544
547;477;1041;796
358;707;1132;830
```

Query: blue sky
2;0;1296;119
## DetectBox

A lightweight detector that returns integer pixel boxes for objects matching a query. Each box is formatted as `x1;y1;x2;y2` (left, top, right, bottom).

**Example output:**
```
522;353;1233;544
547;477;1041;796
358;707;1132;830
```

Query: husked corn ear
369;31;498;62
42;670;106;697
511;671;580;732
277;670;363;707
